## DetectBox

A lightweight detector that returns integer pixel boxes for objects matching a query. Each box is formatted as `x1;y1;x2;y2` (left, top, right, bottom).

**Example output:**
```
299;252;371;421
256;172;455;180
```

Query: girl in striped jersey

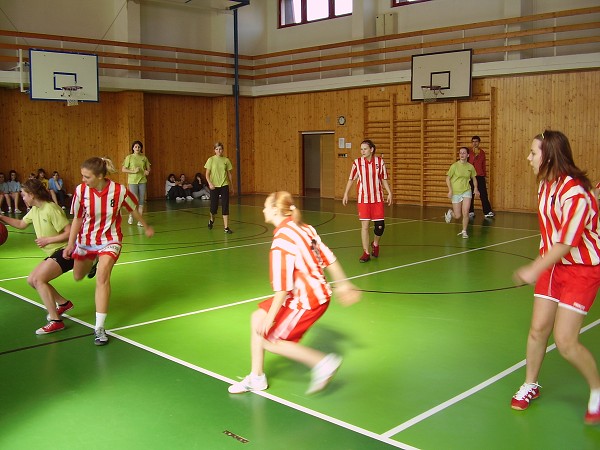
63;157;154;346
228;191;361;395
512;130;600;425
342;139;393;263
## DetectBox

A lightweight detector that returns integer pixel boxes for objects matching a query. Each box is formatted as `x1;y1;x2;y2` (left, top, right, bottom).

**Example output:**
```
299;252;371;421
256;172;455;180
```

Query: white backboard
411;49;472;101
29;49;99;102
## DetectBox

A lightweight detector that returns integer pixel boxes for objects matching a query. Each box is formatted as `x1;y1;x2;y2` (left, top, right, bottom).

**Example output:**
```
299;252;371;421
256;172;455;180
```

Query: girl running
228;191;361;395
0;179;73;334
512;130;600;425
63;157;154;346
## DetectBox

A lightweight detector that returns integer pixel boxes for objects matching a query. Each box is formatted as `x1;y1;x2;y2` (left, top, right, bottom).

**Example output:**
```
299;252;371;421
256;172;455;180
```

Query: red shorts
258;298;329;343
73;242;122;262
358;202;384;221
534;264;600;314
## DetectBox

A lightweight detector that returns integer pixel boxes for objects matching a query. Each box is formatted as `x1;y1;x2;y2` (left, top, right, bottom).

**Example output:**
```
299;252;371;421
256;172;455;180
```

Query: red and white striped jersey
349;156;388;203
538;175;600;265
270;217;336;310
71;179;138;247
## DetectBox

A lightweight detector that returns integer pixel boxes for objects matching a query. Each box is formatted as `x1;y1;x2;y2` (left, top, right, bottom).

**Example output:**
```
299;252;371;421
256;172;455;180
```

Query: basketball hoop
60;85;83;106
421;85;443;103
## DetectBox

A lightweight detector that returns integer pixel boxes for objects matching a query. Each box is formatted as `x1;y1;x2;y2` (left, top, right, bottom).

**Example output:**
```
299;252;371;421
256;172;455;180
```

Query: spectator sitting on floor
165;173;188;202
192;172;211;200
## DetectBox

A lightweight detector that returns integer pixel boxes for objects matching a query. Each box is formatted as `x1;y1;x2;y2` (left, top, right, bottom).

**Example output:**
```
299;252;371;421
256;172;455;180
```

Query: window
279;0;352;27
392;0;433;6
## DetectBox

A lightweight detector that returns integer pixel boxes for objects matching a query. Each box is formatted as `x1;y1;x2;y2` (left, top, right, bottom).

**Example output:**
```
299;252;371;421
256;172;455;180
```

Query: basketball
0;222;8;246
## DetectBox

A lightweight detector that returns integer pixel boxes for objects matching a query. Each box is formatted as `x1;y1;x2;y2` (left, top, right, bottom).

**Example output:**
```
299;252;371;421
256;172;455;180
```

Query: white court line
382;316;600;438
0;217;540;448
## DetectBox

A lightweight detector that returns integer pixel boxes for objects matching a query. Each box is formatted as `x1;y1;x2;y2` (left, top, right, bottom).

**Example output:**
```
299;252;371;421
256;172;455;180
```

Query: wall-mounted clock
337;116;346;125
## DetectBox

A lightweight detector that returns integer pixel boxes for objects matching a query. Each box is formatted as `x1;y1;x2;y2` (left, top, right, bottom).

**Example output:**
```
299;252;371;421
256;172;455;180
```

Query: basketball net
61;85;83;106
421;86;443;103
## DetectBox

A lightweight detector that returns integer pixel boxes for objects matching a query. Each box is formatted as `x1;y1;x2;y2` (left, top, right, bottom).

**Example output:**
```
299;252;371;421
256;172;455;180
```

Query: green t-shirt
123;154;151;184
204;155;232;187
447;161;476;194
22;201;70;256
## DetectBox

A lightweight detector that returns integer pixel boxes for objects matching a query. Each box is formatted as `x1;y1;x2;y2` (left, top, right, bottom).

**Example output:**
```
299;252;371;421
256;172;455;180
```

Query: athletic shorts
358;202;384;221
534;264;600;314
45;248;75;273
73;242;123;262
258;297;329;343
451;190;472;204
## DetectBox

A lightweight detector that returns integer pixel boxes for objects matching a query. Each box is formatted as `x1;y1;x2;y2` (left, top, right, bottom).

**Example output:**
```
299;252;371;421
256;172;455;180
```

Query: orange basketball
0;222;7;246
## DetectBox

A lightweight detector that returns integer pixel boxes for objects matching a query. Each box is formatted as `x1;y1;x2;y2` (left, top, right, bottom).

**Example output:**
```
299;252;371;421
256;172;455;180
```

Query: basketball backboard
411;49;472;101
29;49;99;102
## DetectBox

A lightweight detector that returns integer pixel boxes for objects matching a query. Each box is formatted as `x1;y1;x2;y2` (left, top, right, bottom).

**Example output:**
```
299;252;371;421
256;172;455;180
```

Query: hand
208;183;215;190
334;283;362;306
144;226;154;238
448;191;452;199
386;192;393;206
474;190;480;198
62;245;74;260
255;316;274;337
35;237;51;248
144;170;150;176
342;194;348;206
513;265;538;285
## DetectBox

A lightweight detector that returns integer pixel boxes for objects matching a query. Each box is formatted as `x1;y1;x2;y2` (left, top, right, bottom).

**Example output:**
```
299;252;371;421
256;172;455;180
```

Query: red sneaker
56;300;74;316
511;383;541;410
370;242;379;258
359;252;370;263
36;320;65;335
585;398;600;425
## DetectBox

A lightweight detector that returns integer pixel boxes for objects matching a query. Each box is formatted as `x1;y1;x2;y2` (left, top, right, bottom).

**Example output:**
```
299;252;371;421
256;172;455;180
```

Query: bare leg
249;309;267;375
554;307;600;389
360;220;370;253
94;255;116;314
73;258;95;281
27;259;68;321
461;198;471;232
264;339;326;369
524;297;557;383
223;214;229;229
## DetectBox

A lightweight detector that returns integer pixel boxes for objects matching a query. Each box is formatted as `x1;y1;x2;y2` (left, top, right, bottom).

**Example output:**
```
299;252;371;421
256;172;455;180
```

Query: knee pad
374;220;385;236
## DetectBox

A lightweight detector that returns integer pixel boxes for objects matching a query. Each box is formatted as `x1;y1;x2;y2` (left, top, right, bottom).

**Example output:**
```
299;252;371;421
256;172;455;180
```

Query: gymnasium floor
1;195;599;450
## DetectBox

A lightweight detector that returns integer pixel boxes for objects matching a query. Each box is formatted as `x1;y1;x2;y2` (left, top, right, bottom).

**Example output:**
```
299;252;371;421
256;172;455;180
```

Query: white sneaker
468;212;475;218
15;208;22;214
137;221;143;227
228;374;268;394
306;353;342;394
458;230;469;239
485;211;495;218
186;196;194;201
444;209;453;223
128;215;134;225
7;208;11;213
176;197;185;202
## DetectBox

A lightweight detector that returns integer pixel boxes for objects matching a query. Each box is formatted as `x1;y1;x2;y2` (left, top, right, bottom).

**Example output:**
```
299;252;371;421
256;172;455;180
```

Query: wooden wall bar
1;68;599;212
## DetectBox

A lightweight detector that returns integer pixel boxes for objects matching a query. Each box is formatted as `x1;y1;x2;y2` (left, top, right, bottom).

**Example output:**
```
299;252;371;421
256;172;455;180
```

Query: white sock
95;312;107;329
589;389;600;413
250;373;265;381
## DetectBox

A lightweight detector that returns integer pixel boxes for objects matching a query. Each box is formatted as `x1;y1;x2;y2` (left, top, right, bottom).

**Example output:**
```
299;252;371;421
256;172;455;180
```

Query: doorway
302;132;335;198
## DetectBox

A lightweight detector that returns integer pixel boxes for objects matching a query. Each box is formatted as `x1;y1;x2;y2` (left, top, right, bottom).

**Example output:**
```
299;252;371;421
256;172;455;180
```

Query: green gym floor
1;196;600;450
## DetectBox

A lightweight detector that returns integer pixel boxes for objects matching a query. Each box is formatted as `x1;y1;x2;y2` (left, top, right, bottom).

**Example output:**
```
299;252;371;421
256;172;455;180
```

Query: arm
228;170;234;195
514;243;572;285
256;290;287;337
63;217;83;259
472;175;480;197
342;179;354;206
326;260;362;306
381;178;393;206
130;208;154;238
0;215;28;230
35;223;71;249
446;175;453;198
206;169;214;190
122;166;139;174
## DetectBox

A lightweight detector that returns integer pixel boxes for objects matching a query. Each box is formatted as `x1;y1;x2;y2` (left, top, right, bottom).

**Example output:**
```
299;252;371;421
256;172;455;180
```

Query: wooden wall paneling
393;99;423;204
363;96;392;201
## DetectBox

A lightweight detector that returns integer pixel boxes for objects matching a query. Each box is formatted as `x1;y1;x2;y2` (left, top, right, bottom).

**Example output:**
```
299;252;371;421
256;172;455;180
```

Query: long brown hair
266;191;303;225
22;178;53;202
81;157;118;176
535;130;591;190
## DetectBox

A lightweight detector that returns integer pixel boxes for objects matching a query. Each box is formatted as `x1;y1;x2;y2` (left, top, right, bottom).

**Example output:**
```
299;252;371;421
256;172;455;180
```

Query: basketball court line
382;316;600;438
